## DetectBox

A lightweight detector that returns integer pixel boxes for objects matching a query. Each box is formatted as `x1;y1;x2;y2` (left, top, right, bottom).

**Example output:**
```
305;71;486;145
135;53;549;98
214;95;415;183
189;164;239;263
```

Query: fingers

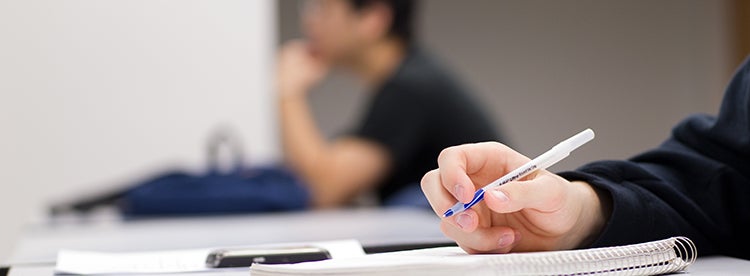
421;169;455;217
424;143;582;254
435;146;474;203
422;170;483;232
440;220;522;254
423;142;535;219
436;142;530;203
280;40;329;70
484;172;569;214
277;40;330;96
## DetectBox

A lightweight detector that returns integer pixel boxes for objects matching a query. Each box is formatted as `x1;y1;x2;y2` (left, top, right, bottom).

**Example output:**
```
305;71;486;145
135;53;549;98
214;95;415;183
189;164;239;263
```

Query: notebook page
251;237;696;276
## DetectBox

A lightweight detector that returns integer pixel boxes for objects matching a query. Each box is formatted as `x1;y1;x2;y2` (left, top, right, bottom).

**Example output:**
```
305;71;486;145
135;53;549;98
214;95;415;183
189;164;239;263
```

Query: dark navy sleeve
560;57;750;259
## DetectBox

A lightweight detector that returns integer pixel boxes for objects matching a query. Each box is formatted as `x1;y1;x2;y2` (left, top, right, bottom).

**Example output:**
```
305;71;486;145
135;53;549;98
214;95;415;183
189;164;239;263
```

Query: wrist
570;180;609;248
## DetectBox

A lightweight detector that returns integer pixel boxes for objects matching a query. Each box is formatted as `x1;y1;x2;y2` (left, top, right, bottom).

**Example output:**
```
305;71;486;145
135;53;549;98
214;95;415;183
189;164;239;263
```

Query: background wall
280;0;736;169
0;0;276;260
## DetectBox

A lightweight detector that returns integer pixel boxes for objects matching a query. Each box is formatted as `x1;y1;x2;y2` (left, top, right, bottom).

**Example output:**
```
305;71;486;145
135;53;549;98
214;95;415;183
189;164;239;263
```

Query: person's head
300;0;417;66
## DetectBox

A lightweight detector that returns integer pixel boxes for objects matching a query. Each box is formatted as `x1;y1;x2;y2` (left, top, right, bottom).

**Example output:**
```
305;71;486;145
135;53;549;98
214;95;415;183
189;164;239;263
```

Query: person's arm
277;41;389;208
279;97;389;208
560;58;750;256
558;142;748;256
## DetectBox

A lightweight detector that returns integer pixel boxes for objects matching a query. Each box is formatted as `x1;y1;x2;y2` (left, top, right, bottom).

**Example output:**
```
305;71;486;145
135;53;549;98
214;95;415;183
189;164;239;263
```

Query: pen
443;128;595;218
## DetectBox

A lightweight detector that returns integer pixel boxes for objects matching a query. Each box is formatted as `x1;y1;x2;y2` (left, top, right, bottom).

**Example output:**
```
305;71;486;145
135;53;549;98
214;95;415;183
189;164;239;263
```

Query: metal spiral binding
674;236;698;267
485;236;697;275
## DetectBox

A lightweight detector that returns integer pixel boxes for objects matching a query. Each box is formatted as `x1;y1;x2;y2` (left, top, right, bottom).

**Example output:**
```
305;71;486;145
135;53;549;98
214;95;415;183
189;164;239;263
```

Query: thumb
483;172;568;214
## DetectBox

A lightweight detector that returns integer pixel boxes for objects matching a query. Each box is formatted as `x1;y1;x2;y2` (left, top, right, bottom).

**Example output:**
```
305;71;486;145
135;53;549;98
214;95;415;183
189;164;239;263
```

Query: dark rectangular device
205;246;331;268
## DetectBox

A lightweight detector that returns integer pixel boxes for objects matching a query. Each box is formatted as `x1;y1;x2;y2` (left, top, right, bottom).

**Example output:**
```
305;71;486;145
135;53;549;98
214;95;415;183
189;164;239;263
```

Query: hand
421;142;608;254
277;40;330;99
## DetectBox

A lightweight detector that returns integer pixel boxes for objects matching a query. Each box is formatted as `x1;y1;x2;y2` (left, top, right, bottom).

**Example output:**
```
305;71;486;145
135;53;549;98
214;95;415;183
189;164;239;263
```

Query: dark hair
348;0;417;44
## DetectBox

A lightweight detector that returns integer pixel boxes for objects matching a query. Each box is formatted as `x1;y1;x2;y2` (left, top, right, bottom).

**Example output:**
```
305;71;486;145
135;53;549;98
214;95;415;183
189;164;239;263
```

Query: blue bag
120;166;309;216
50;128;311;217
120;129;310;216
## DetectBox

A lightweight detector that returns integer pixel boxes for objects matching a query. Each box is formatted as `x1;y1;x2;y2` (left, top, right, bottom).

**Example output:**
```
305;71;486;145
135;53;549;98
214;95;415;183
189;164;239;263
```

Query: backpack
50;128;310;217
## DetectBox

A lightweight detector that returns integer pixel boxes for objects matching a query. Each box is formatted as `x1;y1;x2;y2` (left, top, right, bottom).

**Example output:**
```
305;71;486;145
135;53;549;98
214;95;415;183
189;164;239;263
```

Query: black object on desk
363;241;458;254
205;241;458;268
1;266;8;276
206;246;331;268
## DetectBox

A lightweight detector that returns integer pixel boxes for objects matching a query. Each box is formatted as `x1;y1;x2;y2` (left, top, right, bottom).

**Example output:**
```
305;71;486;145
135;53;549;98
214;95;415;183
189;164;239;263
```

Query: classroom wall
279;0;735;170
0;0;277;260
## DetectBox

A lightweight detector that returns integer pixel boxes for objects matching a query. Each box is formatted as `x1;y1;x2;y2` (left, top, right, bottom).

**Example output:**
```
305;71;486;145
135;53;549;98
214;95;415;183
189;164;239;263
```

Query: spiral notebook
250;237;696;276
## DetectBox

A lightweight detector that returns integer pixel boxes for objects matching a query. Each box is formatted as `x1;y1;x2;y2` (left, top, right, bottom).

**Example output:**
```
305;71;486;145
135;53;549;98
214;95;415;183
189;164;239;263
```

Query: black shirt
352;47;502;203
560;57;750;259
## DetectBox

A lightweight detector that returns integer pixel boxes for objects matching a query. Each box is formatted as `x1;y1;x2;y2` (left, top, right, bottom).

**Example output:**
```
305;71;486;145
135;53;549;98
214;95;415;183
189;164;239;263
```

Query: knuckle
437;146;459;164
479;141;511;152
420;169;439;189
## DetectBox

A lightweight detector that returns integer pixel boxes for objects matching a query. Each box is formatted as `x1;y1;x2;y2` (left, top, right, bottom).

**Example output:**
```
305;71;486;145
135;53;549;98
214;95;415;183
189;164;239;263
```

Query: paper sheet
55;239;364;275
56;249;213;274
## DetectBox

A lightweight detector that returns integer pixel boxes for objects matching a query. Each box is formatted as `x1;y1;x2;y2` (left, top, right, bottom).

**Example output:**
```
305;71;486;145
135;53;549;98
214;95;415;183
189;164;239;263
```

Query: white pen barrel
537;129;594;169
560;129;595;151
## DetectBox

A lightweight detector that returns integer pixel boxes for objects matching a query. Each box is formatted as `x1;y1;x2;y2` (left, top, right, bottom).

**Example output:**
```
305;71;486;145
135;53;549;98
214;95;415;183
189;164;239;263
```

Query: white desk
6;256;750;276
7;208;447;264
5;208;750;275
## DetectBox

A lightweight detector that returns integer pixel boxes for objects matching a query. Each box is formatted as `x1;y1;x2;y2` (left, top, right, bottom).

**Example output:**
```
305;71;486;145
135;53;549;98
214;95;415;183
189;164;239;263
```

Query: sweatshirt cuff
559;167;656;248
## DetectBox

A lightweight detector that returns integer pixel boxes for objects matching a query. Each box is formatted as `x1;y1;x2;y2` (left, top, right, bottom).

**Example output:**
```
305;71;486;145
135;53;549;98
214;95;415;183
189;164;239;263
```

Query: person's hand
277;40;329;99
421;142;609;254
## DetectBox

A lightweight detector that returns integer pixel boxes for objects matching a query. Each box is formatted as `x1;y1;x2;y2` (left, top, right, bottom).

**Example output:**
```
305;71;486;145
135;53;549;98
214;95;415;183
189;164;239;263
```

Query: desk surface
7;208;447;263
6;256;750;276
6;208;750;275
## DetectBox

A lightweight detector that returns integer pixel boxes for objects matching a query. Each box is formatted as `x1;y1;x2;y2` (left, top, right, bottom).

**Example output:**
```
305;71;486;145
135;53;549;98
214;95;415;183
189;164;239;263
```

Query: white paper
55;239;364;275
56;248;213;274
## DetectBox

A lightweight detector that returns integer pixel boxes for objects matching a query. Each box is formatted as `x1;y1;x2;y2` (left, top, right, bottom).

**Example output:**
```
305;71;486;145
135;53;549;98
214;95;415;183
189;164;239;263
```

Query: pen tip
443;210;453;218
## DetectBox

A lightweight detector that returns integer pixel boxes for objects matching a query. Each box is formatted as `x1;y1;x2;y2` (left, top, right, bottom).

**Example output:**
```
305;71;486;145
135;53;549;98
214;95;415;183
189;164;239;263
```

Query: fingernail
498;233;513;247
454;184;465;201
456;213;471;230
491;189;510;202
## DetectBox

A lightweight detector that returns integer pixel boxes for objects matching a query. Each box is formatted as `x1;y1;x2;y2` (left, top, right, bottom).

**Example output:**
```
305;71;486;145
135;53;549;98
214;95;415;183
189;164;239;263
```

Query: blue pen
443;129;595;218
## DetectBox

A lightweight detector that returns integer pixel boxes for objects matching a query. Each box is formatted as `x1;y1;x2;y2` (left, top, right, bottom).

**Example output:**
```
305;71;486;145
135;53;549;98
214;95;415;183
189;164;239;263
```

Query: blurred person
421;57;750;259
277;0;504;208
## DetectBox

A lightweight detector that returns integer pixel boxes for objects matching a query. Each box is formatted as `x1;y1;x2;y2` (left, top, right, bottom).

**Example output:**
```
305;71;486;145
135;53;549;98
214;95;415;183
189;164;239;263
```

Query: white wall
280;0;734;170
0;0;277;260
